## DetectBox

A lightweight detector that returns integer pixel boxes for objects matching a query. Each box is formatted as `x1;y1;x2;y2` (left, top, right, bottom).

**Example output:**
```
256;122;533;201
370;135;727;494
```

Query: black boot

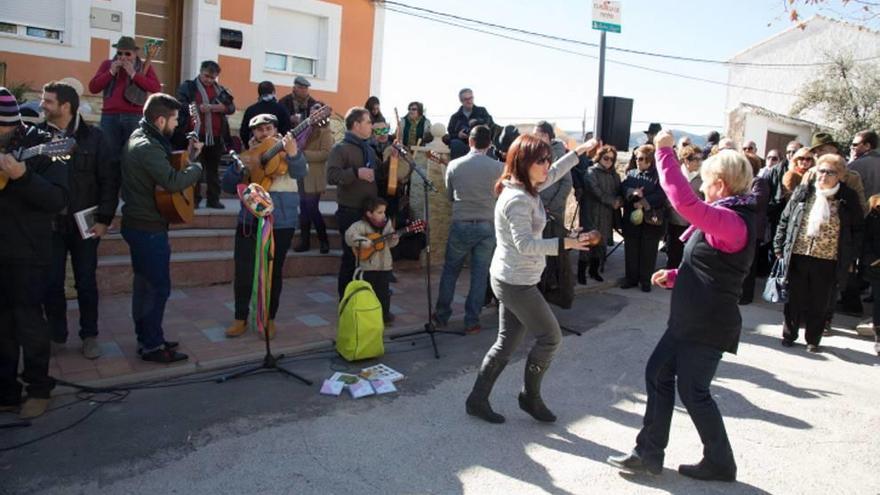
466;356;508;424
294;218;311;252
678;458;736;482
874;326;880;357
577;260;587;285
518;358;556;423
589;258;604;282
316;223;330;254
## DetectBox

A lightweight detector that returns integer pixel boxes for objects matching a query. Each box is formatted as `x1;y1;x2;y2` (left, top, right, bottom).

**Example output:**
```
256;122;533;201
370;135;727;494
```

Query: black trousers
0;264;54;404
195;142;224;205
624;226;662;286
336;206;363;299
635;330;735;471
233;226;294;321
784;254;837;345
665;224;688;269
362;270;391;319
44;228;100;342
740;240;762;303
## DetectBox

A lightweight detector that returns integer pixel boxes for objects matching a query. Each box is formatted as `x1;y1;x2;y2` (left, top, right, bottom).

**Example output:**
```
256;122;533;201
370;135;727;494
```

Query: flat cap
293;76;311;87
249;113;278;128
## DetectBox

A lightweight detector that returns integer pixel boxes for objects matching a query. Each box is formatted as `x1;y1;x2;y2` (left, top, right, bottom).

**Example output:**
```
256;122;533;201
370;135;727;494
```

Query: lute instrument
353;219;425;261
0;138;77;190
239;104;332;190
154;102;200;224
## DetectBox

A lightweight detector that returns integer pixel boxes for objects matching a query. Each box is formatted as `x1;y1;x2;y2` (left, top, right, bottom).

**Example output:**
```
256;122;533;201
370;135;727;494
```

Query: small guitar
0;138;77;190
353;219;426;262
155;102;200;224
240;105;332;190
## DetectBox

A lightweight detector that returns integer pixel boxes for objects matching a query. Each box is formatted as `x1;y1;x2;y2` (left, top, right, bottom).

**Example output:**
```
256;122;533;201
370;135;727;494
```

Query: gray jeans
486;277;561;366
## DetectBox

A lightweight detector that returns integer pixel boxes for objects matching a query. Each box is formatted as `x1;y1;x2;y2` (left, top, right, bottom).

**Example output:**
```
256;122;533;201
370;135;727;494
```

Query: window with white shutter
0;0;67;43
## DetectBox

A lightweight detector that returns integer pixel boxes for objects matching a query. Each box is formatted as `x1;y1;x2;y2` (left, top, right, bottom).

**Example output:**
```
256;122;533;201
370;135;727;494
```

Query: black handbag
762;258;789;304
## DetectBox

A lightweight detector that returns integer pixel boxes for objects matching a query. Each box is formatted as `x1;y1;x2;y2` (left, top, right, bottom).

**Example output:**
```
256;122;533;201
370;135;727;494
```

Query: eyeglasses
600;155;614;162
686;156;702;162
408;107;419;112
373;127;390;136
535;155;552;164
786;149;797;155
767;156;780;162
636;156;650;162
795;157;814;162
744;146;756;151
851;142;863;147
816;168;838;177
116;51;133;57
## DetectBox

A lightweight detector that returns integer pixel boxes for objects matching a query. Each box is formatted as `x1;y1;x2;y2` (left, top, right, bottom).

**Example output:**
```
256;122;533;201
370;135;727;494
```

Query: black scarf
344;131;377;169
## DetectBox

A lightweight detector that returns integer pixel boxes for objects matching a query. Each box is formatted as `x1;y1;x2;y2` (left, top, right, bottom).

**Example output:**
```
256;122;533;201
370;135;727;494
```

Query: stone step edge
102;228;343;241
98;249;347;267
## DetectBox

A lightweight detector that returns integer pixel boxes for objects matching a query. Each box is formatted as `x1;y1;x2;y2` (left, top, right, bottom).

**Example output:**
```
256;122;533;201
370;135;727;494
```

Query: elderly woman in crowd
665;144;703;269
608;131;757;482
774;154;864;352
620;144;667;291
465;135;598;425
582;144;623;282
781;147;815;197
399;101;432;147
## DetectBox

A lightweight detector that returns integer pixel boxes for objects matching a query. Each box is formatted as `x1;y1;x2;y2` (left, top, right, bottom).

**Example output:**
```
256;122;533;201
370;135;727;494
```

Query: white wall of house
742;112;813;156
726;16;880;127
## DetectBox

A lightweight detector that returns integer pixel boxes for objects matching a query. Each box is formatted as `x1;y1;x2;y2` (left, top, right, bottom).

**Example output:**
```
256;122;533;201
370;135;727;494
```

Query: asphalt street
2;288;879;494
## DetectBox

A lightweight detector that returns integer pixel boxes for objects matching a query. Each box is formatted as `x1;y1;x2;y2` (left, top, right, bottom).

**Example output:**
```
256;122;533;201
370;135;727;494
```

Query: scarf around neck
680;193;756;243
807;182;840;237
195;78;216;146
344;131;375;169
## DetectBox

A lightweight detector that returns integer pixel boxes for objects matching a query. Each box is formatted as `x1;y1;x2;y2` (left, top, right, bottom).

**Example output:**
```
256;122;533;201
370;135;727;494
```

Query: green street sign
592;20;621;33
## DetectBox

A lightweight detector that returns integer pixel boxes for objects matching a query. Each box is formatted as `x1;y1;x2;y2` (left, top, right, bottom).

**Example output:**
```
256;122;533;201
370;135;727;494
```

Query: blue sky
376;0;849;137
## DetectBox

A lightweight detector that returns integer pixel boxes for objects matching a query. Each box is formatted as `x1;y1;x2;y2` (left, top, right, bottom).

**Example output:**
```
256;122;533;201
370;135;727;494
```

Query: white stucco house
725;15;880;155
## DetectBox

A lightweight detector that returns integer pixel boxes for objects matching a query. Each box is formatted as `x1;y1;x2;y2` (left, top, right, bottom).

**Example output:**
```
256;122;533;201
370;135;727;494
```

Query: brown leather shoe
225;319;247;338
19;398;50;419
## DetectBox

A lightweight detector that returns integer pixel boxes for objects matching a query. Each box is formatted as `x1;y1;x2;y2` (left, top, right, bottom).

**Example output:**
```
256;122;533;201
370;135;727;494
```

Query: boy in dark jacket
0;88;69;419
39;81;119;359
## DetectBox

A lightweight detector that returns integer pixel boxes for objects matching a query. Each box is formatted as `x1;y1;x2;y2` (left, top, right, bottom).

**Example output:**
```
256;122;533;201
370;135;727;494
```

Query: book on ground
359;364;405;383
348;379;375;399
369;379;397;395
319;379;344;396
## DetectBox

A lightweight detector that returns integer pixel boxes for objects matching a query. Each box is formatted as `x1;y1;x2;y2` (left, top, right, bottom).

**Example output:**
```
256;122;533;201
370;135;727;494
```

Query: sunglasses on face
117;51;133;57
408;107;419;112
600;155;614;162
796;157;814;162
535;155;552;164
373;127;390;136
767;156;780;162
852;142;863;147
816;168;838;177
744;146;756;151
686;156;702;162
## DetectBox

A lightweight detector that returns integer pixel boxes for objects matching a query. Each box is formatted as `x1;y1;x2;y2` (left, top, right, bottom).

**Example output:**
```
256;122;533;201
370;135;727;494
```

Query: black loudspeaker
220;28;243;49
600;96;633;151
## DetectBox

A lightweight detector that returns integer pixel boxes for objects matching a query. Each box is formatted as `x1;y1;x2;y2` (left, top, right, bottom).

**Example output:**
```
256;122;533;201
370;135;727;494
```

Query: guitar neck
260;133;290;164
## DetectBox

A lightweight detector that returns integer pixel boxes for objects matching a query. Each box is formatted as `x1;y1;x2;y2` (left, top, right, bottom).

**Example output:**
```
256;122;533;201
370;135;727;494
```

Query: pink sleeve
656;147;747;254
664;269;678;288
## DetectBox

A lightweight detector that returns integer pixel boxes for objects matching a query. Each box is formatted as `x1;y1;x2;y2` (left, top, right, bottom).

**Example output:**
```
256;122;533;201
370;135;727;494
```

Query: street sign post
592;1;621;144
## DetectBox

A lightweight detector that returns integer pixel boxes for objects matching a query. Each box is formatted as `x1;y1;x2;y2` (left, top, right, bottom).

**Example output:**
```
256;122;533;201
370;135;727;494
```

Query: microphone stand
388;143;465;358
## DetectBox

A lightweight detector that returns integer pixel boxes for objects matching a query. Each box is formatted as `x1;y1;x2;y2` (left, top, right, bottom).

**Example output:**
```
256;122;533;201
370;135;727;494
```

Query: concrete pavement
2;287;879;494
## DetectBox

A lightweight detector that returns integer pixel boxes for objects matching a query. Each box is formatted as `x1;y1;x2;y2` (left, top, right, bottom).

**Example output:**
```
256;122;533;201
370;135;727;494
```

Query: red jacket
88;59;161;114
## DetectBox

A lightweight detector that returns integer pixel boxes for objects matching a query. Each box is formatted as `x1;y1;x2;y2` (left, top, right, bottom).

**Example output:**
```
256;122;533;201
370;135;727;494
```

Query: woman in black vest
608;132;755;482
774;154;864;352
620;145;667;292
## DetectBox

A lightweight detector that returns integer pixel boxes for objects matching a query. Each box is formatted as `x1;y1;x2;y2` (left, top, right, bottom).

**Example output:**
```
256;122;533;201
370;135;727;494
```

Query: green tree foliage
791;52;880;143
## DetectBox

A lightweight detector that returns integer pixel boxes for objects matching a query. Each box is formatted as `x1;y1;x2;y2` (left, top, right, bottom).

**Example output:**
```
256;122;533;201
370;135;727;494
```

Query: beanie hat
0;87;22;127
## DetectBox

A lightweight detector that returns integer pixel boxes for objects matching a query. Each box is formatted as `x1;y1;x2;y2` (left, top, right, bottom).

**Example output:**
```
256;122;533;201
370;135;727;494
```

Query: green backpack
336;276;385;362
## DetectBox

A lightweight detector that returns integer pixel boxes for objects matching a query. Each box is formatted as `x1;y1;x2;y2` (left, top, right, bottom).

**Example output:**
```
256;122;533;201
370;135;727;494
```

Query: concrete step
96;249;421;294
98;228;344;256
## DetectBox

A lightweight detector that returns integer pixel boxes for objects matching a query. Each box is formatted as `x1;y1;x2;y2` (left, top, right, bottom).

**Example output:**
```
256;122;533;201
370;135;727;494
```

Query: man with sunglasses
848;130;880;199
89;36;161;157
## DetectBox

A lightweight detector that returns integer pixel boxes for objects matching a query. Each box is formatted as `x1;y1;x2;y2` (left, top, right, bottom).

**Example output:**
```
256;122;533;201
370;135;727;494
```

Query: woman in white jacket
466;135;599;424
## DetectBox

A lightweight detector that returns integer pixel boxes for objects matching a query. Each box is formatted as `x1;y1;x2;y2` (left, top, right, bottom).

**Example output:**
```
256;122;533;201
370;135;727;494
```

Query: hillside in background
562;129;709;150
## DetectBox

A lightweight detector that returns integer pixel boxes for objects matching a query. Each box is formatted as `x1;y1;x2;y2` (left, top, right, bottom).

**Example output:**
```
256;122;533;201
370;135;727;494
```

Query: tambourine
237;183;274;217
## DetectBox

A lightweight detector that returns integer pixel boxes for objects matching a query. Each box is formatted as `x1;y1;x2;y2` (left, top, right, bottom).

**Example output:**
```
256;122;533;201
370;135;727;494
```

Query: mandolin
154;102;200;224
0;138;77;190
239;104;332;190
352;219;425;262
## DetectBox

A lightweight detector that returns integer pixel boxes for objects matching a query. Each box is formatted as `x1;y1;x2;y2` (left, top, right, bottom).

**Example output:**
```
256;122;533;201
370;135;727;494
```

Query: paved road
2;289;879;494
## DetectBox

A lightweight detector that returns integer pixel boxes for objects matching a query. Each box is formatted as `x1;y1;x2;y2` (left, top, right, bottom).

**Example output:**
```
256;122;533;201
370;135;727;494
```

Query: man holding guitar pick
0;87;69;419
120;94;203;363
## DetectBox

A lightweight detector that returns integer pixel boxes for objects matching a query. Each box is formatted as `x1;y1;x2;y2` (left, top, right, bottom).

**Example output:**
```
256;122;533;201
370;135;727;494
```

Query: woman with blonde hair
608;132;756;482
774;154;864;352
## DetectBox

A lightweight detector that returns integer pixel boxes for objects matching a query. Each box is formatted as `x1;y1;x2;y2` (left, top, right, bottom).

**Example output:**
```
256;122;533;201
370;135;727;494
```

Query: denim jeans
121;227;171;352
434;221;496;327
100;113;141;159
44;229;100;343
635;330;735;471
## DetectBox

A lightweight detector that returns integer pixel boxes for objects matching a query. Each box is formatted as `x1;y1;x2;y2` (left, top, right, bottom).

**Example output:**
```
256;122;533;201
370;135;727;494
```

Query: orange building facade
0;0;384;127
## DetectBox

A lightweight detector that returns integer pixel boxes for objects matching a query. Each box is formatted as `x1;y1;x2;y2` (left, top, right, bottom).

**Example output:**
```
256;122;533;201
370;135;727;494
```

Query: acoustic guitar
352;219;426;262
0;138;77;190
154;102;200;224
239;105;332;190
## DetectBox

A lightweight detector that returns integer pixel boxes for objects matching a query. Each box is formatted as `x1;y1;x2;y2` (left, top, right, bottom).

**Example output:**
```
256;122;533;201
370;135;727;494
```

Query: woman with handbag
620;144;668;291
584;144;623;282
608;132;756;482
465;135;599;425
774;154;864;352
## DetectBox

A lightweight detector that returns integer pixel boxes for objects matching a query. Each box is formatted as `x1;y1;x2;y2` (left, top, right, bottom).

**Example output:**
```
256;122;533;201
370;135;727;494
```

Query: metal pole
594;30;606;141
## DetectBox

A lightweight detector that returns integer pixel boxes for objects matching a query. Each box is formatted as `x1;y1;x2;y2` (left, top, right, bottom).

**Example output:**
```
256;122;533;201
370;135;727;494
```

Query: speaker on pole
599;96;633;151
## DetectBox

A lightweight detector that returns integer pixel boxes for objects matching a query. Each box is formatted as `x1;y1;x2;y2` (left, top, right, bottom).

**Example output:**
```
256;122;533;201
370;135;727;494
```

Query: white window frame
249;0;341;92
0;0;108;62
264;51;318;77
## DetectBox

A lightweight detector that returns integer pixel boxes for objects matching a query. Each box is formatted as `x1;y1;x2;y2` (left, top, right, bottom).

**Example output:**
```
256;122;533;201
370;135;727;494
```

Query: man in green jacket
121;93;202;363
